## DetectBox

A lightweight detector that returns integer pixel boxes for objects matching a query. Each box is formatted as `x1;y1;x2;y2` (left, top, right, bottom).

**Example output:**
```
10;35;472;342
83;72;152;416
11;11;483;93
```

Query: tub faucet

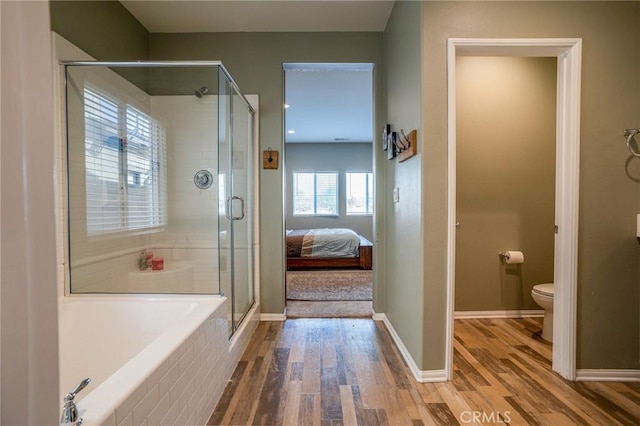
60;377;90;425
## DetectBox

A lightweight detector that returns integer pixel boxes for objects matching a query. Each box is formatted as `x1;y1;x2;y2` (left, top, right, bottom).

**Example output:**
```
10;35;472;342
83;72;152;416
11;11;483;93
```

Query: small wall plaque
263;149;278;169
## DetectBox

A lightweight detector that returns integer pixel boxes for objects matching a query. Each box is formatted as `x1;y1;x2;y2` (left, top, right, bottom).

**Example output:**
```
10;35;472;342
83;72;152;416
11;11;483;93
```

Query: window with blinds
84;87;167;235
293;172;338;216
346;172;373;215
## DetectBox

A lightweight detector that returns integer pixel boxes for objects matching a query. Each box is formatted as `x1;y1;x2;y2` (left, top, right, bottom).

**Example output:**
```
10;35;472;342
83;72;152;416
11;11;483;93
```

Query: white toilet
531;283;554;342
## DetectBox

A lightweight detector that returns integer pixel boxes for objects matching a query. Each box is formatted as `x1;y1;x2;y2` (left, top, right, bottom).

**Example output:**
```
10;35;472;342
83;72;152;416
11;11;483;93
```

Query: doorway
455;56;556;318
282;63;375;318
446;39;582;380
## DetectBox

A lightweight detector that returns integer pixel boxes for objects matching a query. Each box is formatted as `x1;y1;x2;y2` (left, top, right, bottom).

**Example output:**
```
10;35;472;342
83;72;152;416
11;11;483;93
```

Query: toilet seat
533;283;554;296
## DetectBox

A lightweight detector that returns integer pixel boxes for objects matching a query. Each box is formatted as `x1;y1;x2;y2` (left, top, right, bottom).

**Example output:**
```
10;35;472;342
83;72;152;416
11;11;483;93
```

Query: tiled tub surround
63;68;222;295
58;295;257;425
71;241;220;293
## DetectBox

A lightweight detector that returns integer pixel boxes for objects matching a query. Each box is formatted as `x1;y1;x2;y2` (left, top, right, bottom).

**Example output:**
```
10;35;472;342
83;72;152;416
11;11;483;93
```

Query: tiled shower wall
60;59;222;293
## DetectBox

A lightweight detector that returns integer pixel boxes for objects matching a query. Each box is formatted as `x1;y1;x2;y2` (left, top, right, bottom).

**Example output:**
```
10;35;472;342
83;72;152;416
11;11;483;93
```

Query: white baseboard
372;311;385;321
576;369;640;382
374;313;447;383
260;312;286;321
454;310;544;319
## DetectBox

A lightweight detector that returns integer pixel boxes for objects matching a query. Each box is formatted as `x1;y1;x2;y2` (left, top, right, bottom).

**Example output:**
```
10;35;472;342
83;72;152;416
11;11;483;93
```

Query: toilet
531;283;554;342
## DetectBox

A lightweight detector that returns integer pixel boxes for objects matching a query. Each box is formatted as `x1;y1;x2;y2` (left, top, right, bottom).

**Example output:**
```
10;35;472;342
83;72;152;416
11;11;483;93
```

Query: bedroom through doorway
282;63;375;318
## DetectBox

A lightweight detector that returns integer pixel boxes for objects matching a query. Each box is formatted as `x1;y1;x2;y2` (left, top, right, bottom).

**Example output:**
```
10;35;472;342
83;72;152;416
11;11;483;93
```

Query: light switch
393;187;399;203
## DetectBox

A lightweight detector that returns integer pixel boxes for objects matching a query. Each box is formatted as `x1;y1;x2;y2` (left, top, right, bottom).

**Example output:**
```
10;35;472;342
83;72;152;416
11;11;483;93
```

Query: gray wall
149;33;384;316
455;56;556;312
421;1;640;370
285;143;373;241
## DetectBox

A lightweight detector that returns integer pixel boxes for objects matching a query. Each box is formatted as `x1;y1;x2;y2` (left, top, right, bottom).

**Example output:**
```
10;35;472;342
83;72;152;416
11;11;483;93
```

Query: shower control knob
194;170;214;190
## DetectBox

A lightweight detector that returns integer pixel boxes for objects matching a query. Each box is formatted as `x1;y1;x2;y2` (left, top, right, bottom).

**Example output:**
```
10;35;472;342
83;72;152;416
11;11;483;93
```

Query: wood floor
208;317;640;425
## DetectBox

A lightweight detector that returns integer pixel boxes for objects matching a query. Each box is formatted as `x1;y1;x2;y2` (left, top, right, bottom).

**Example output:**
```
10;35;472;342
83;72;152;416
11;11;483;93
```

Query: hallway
209;318;640;425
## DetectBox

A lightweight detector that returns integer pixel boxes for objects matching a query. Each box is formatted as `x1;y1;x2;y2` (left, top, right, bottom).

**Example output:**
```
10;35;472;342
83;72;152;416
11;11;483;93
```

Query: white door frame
445;38;582;381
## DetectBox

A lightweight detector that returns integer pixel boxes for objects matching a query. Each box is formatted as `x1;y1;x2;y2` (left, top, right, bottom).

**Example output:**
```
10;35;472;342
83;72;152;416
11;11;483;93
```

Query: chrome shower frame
61;60;257;337
60;60;255;114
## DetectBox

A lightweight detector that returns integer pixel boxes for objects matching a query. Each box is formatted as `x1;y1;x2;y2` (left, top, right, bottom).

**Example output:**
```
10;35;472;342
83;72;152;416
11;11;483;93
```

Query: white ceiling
120;1;387;144
120;0;395;33
285;64;373;143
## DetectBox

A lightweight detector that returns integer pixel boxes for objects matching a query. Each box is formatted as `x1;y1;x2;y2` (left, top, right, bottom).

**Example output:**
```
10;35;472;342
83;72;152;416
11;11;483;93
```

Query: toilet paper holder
498;252;511;260
498;251;525;264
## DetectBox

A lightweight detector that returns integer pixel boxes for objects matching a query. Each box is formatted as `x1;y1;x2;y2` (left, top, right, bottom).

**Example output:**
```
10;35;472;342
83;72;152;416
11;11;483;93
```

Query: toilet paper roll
503;251;524;264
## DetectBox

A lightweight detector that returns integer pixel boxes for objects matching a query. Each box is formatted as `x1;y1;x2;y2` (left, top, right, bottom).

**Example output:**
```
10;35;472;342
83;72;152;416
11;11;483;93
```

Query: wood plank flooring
209;318;640;425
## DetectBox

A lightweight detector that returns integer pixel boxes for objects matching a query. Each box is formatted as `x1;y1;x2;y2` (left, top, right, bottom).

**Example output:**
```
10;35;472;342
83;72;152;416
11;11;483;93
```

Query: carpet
286;270;373;301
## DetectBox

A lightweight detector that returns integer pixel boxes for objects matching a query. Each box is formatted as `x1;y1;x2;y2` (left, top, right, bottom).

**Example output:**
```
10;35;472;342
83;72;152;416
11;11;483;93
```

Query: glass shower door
230;87;254;331
218;74;254;335
218;74;234;335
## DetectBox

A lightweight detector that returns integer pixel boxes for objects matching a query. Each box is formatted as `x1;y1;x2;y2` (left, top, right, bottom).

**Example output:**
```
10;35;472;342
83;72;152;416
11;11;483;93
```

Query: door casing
446;38;582;380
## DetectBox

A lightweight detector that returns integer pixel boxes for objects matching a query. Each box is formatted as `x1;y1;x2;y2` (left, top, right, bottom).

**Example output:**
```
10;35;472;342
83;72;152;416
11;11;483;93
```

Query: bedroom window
84;86;167;235
346;172;373;215
293;172;338;216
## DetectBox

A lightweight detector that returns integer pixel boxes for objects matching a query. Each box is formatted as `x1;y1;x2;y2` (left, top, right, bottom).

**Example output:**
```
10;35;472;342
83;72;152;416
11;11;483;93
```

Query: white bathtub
58;295;237;426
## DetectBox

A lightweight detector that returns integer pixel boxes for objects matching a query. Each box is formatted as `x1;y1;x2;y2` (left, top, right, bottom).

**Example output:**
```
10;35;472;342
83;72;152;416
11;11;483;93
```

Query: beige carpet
286;270;373;318
287;270;373;301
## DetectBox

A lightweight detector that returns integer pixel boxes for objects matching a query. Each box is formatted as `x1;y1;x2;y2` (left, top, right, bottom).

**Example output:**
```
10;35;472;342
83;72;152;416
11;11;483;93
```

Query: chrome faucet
60;377;90;425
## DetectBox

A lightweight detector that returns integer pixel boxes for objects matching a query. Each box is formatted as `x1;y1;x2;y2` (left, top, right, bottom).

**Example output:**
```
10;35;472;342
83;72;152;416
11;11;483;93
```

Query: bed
286;228;373;270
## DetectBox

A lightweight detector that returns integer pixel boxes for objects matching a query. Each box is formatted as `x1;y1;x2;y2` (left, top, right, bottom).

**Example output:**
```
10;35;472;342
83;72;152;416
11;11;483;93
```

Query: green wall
50;0;148;61
50;0;150;91
421;1;640;370
149;32;384;315
49;0;640;372
383;1;426;368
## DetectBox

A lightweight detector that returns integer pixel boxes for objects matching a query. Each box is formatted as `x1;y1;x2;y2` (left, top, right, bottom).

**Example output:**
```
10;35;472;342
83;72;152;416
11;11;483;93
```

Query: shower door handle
226;196;245;221
233;196;245;220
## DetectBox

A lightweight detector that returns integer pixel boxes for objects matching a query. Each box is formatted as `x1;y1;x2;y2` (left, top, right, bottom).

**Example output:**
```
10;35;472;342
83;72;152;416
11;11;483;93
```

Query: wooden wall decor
397;129;417;163
263;149;279;169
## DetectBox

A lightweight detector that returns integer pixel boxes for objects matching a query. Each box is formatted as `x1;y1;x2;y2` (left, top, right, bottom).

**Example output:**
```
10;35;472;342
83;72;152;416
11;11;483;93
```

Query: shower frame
61;60;257;336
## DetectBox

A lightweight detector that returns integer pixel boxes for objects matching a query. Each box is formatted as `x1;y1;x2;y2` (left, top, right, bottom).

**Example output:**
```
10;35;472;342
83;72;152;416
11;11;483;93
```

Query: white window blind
84;87;167;235
346;172;373;215
84;88;123;234
125;105;167;229
293;172;338;216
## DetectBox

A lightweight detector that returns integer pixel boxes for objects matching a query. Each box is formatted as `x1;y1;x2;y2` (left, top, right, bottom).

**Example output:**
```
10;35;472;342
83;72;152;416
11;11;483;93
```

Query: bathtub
58;295;244;426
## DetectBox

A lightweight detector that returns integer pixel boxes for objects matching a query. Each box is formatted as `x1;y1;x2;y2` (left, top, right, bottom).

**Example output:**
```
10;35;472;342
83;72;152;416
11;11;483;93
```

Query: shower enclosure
64;62;255;334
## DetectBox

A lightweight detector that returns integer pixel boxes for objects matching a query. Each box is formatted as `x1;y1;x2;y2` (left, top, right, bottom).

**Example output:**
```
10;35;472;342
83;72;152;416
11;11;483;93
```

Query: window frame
292;171;339;217
345;171;374;216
